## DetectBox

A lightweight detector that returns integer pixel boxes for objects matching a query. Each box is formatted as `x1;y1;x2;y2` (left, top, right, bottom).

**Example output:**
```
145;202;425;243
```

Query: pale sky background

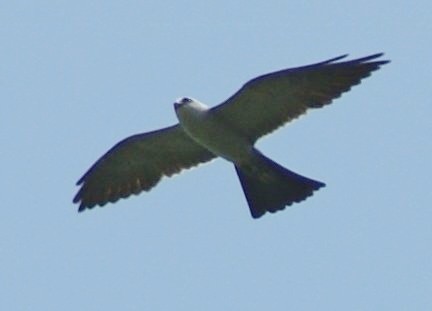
1;1;431;310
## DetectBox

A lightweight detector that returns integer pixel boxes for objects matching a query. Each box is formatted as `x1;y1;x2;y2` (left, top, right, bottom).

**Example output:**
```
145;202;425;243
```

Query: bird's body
174;98;252;163
73;53;389;218
174;97;325;217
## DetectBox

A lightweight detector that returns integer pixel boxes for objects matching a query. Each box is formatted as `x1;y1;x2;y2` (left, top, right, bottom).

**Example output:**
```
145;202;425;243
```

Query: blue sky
2;1;431;310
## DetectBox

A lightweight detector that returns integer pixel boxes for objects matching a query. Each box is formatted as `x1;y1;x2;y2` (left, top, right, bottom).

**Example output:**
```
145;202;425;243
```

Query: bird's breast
176;105;252;163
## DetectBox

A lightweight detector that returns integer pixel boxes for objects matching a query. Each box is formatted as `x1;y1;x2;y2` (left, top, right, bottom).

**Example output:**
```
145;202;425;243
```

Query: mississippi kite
73;53;389;218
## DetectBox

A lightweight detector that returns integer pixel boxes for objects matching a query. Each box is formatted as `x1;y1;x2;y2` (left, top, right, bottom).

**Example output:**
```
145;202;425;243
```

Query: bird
73;53;389;219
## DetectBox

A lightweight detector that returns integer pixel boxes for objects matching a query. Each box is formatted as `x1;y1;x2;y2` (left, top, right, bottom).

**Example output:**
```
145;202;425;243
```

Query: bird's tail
235;150;325;218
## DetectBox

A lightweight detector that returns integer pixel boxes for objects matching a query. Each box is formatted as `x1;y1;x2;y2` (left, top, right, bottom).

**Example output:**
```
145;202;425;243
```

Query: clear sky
1;1;431;310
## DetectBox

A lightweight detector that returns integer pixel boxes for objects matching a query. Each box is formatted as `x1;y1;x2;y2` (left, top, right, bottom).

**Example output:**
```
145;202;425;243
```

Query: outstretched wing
73;124;216;211
211;53;389;143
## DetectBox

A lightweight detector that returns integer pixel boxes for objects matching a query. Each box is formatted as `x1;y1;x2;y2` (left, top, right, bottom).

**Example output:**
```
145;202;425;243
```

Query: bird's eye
182;97;192;104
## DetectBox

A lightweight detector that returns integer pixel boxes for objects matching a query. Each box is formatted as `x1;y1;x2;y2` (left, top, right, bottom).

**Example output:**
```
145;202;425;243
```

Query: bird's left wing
73;124;216;211
210;53;389;143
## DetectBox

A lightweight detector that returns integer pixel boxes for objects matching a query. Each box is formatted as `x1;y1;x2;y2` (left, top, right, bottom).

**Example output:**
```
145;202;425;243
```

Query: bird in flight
73;53;389;218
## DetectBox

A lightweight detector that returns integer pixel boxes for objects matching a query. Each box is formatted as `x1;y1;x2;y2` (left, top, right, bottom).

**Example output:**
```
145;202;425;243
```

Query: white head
174;97;208;112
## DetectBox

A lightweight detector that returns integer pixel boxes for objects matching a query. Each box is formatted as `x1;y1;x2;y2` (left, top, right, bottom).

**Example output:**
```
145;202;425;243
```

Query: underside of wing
211;53;389;143
73;124;216;211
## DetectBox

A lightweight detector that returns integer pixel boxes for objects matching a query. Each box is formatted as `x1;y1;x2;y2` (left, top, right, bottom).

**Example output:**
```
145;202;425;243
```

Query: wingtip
77;200;93;212
325;54;349;63
72;194;80;204
353;52;389;63
328;52;390;65
76;174;86;186
73;189;88;212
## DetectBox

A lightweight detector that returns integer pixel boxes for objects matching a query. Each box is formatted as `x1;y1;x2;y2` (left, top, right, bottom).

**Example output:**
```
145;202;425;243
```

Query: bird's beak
174;102;180;110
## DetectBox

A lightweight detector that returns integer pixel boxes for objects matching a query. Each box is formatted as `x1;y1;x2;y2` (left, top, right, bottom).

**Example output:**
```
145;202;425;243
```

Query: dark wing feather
73;124;216;211
211;53;389;143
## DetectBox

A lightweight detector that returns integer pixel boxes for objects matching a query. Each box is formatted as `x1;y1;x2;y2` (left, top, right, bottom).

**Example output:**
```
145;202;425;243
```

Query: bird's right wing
73;124;216;211
211;53;389;143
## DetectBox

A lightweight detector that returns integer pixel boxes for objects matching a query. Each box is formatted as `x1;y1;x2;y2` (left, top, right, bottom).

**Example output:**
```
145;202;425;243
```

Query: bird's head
174;97;208;111
174;97;193;110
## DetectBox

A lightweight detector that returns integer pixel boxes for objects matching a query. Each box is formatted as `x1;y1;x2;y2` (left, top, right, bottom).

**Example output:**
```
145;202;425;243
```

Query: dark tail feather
235;151;325;219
